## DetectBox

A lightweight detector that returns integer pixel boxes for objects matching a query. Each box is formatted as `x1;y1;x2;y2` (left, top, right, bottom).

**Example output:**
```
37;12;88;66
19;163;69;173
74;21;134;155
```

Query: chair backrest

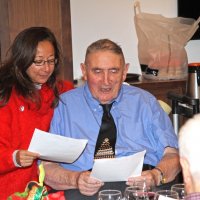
158;100;172;115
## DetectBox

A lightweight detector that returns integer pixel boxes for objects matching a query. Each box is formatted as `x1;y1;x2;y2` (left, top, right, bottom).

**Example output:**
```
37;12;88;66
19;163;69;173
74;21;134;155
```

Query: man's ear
122;63;129;81
180;157;194;194
81;63;87;81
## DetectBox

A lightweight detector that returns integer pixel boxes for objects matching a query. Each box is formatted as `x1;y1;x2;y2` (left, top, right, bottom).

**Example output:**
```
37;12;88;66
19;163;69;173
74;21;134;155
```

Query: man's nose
102;72;110;84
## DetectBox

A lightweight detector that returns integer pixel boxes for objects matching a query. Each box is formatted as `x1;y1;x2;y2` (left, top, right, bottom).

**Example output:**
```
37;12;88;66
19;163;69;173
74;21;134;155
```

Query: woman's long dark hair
0;27;61;108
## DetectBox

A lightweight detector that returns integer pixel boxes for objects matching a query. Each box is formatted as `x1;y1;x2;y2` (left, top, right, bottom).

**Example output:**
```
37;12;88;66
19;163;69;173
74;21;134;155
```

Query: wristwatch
154;167;166;185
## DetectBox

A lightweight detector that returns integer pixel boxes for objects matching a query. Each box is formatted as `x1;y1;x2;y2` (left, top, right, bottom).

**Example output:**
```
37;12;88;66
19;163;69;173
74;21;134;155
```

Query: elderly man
43;39;181;199
179;114;200;200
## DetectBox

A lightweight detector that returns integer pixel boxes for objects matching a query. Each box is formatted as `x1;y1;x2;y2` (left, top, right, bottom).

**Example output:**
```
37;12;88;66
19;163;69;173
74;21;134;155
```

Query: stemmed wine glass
97;189;122;200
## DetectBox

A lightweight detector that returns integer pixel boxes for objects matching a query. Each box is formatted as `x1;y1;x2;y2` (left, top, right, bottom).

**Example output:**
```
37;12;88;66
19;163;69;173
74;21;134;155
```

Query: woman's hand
16;150;39;167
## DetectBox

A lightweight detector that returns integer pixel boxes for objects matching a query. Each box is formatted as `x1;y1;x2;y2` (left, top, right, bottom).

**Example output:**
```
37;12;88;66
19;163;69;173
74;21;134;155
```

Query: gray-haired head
179;114;200;181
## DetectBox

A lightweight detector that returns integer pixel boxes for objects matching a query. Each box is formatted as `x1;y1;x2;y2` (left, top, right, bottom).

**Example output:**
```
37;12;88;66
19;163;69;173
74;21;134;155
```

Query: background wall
71;0;200;80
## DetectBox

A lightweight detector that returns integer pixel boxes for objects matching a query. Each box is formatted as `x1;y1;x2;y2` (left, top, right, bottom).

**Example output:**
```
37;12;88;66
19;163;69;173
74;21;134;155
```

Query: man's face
81;51;129;104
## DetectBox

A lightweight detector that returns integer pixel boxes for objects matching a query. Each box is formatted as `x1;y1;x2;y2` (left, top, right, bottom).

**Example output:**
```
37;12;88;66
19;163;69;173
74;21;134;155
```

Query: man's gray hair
84;39;125;65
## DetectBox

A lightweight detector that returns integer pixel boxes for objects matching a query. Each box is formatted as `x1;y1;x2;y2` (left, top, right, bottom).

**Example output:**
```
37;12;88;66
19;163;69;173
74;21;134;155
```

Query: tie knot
101;103;113;113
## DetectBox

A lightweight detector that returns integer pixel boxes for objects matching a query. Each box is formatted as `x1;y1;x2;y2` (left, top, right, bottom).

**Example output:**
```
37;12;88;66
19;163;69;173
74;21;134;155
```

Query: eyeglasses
33;58;57;66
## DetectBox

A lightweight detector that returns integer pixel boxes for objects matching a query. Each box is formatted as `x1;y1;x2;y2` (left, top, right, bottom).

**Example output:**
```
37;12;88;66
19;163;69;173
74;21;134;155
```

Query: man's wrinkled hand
77;171;104;196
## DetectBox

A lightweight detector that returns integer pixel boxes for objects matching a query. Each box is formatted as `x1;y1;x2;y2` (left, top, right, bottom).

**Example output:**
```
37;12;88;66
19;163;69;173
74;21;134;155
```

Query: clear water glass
98;189;122;200
124;186;150;200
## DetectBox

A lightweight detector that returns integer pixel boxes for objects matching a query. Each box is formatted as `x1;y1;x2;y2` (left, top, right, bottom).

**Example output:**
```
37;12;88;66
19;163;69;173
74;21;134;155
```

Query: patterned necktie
94;103;117;159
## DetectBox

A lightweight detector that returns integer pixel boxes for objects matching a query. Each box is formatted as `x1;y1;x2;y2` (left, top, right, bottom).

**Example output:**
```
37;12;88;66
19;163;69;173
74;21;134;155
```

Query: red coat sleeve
0;104;18;174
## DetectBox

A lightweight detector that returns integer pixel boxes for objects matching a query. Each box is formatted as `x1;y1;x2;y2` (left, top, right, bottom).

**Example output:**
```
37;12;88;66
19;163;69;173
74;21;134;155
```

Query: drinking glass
154;190;179;200
171;183;185;199
124;186;150;200
98;189;122;200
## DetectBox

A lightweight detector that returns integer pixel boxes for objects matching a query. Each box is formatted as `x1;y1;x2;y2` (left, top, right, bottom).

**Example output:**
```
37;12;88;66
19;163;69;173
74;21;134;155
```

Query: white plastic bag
134;1;200;80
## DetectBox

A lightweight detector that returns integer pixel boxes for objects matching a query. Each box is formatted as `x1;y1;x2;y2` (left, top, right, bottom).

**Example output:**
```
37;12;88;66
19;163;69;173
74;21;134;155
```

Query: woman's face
26;40;56;84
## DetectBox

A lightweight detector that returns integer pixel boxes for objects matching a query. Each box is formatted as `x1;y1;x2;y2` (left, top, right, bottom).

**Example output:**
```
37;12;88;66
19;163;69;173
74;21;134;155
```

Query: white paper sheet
28;128;88;163
90;150;146;182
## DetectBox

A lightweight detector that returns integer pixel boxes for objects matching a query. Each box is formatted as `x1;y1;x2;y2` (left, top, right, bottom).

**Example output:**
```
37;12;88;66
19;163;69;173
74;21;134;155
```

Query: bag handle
185;16;200;43
134;1;141;15
194;16;200;27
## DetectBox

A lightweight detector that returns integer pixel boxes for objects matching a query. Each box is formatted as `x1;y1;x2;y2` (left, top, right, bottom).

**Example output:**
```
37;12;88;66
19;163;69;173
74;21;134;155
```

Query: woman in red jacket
0;27;73;199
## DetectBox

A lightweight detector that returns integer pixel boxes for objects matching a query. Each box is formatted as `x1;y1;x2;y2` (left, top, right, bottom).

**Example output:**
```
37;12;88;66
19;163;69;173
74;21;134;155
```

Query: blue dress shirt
50;83;178;171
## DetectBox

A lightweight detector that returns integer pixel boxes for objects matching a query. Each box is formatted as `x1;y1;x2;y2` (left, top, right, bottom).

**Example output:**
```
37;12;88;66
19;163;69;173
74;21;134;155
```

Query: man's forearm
42;161;81;190
153;147;181;183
